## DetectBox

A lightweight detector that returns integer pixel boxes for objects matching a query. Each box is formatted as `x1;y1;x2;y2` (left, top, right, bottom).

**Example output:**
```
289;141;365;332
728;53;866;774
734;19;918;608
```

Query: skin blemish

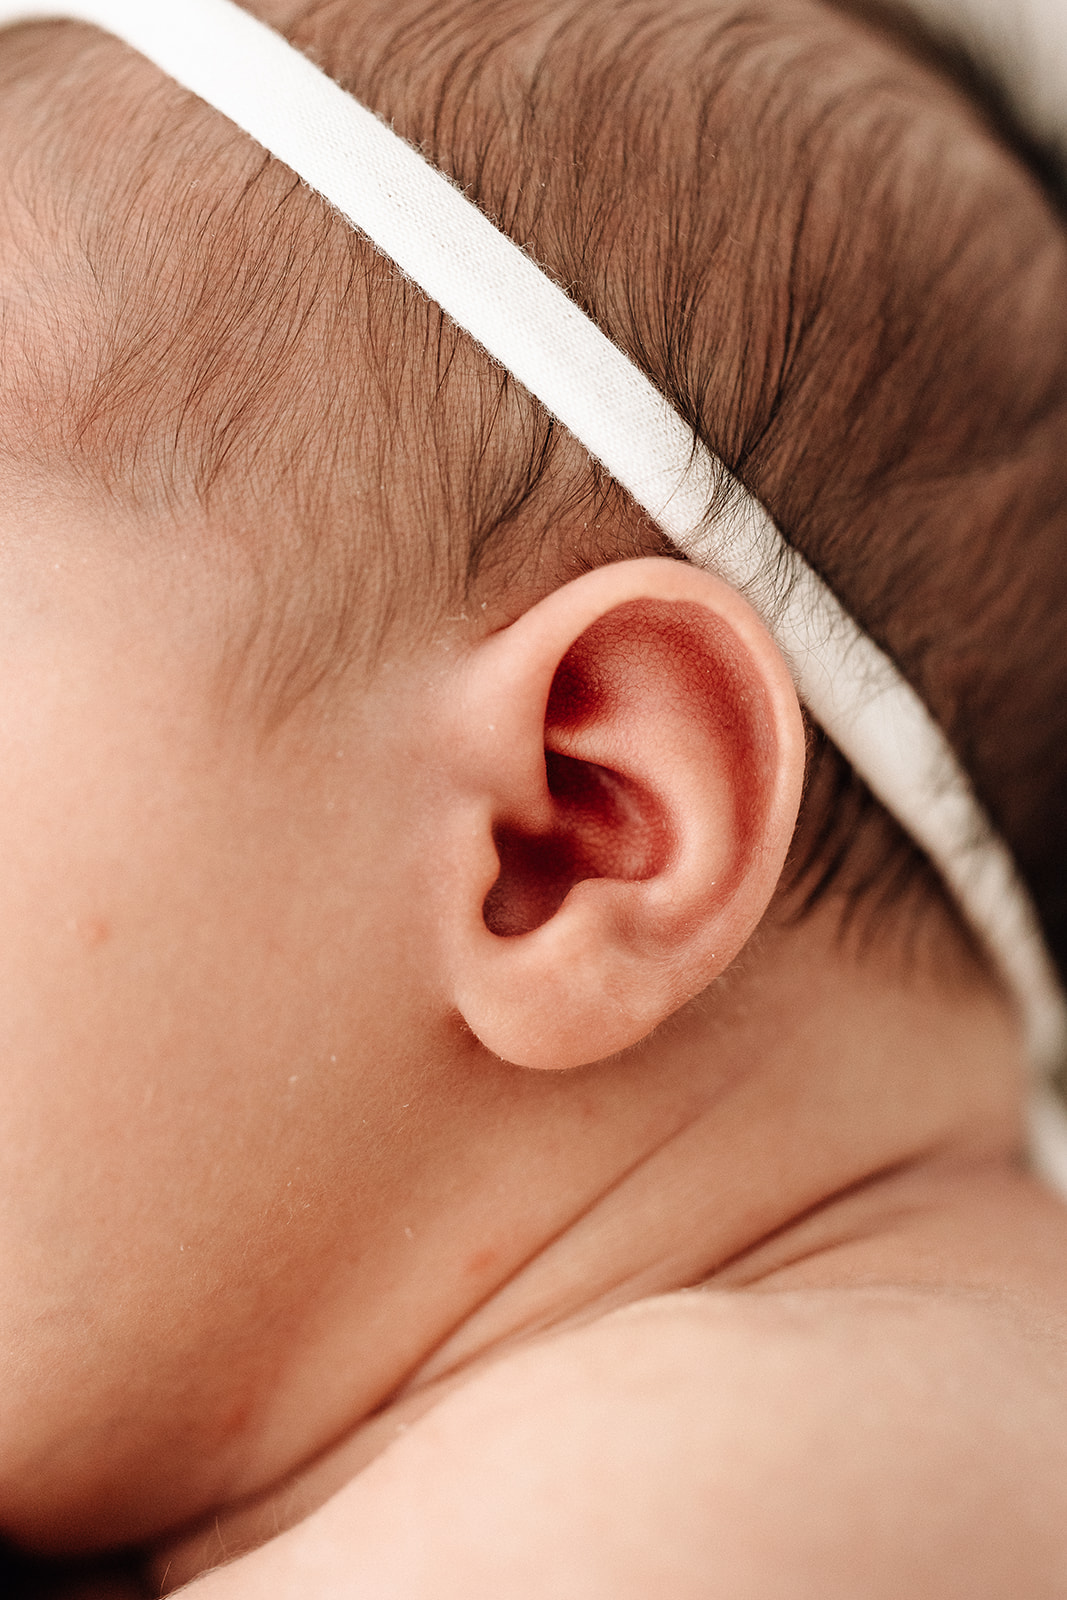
68;915;112;949
218;1396;254;1443
465;1247;497;1276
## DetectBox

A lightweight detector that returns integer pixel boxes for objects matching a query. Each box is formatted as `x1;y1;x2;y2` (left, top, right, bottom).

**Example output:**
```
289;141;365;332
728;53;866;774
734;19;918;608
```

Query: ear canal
483;750;671;938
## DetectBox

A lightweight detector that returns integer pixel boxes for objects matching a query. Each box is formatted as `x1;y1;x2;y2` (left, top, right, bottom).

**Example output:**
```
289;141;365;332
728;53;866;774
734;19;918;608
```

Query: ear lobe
447;558;805;1070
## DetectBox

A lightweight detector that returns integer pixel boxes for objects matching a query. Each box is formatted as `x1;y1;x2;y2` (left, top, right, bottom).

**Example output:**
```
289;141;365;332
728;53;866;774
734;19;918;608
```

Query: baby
2;0;1067;1594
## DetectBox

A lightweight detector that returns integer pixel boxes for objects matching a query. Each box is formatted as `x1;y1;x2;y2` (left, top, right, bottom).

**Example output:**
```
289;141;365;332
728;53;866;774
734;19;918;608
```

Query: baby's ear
441;557;805;1069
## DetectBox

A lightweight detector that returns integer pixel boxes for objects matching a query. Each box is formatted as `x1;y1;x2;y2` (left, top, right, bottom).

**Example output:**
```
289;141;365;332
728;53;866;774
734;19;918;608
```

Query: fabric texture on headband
3;0;1067;1183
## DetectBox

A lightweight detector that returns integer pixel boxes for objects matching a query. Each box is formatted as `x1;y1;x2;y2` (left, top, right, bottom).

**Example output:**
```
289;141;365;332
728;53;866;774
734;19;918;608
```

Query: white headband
3;0;1067;1179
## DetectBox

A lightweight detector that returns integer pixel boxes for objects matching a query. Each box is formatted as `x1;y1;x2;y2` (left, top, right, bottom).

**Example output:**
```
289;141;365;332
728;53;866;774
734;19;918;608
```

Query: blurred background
911;0;1067;173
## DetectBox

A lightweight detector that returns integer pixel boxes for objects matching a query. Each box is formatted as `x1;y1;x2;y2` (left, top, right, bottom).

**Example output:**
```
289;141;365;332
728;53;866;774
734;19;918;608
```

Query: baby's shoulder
181;1278;1067;1598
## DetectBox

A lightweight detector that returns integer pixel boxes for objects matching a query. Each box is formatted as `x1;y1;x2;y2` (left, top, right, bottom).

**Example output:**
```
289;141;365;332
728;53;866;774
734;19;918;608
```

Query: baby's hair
2;0;1066;978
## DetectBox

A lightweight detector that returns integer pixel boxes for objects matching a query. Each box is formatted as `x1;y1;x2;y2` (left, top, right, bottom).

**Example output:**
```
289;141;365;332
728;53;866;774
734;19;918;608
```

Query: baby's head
2;0;1066;1558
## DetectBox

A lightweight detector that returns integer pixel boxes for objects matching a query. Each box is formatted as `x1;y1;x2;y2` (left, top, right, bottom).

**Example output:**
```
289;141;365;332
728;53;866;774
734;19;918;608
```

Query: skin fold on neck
153;894;1031;1585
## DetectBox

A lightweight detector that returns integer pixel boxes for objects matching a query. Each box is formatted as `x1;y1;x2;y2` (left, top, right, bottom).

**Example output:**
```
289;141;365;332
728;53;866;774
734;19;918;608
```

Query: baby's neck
159;900;1025;1575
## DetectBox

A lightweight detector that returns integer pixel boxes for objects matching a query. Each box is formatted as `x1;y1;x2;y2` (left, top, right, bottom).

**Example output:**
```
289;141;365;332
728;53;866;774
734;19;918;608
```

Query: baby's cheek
0;565;432;1549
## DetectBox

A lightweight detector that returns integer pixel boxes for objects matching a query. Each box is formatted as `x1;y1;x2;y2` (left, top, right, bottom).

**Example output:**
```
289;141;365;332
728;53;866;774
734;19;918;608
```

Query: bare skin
21;956;1067;1596
158;1019;1067;1598
3;488;1067;1596
156;1081;1067;1593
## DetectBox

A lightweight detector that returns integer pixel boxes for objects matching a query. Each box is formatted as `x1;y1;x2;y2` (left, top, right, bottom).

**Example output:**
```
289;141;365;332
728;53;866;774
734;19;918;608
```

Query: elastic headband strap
3;0;1067;1169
